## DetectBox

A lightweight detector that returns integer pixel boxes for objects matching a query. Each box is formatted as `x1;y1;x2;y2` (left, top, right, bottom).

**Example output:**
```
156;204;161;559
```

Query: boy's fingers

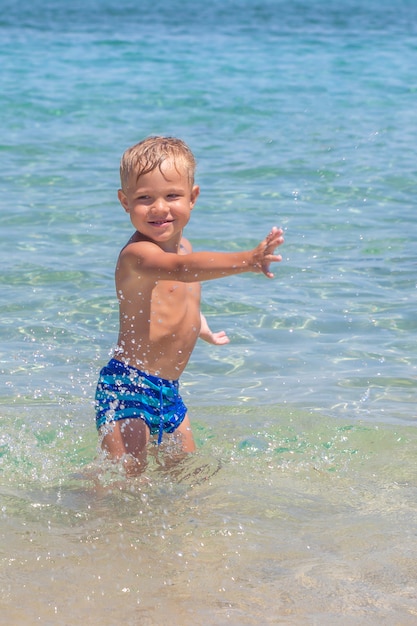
265;239;284;259
265;227;284;250
261;252;282;277
254;227;284;276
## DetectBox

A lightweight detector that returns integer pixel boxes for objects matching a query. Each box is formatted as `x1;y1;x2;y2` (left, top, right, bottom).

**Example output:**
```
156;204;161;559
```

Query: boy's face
118;160;199;249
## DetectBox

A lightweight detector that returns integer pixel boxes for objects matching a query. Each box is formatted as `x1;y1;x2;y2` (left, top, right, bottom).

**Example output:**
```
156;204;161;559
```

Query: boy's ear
190;185;200;209
118;189;129;212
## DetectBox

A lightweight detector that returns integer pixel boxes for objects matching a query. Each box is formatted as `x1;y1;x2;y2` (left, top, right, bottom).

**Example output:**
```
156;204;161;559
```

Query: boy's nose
152;197;168;213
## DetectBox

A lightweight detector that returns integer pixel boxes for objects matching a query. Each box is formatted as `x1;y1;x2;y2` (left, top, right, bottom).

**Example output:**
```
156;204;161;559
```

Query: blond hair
120;136;196;191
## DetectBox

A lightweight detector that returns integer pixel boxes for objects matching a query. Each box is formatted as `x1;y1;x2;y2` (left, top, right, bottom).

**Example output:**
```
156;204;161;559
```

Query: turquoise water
1;0;417;623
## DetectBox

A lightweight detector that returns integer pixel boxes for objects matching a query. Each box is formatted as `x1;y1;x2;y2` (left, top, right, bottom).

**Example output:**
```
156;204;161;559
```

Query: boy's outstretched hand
252;226;284;278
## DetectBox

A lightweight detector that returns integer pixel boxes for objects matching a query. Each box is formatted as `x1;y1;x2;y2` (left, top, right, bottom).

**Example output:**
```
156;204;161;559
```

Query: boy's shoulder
117;236;160;269
117;234;188;279
120;232;158;255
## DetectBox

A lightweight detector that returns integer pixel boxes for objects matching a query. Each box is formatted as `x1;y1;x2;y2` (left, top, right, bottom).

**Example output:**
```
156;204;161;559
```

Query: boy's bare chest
151;280;200;310
149;281;200;333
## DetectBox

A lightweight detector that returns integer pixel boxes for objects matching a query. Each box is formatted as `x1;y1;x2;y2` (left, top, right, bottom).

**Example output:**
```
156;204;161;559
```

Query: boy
95;136;284;471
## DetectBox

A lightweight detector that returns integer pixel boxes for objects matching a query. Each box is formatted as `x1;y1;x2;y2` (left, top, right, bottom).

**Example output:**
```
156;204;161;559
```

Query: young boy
95;136;284;471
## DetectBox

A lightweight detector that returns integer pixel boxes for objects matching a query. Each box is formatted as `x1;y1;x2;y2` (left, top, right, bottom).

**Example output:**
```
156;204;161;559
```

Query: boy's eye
167;193;181;200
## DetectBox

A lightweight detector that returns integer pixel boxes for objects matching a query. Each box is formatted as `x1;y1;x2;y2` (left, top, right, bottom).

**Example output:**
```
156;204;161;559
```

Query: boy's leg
100;418;149;471
175;414;196;453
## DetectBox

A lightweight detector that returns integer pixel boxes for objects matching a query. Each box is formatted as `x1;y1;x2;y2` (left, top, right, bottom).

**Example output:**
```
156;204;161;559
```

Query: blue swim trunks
95;359;187;444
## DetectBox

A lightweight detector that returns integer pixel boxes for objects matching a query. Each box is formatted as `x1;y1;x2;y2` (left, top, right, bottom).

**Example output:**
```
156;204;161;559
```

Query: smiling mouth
149;219;173;227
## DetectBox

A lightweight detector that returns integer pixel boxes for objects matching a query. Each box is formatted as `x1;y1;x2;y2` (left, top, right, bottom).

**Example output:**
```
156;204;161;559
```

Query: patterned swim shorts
95;358;187;444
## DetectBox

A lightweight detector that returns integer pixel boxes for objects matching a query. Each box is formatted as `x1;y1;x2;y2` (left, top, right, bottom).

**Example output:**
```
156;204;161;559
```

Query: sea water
1;0;417;623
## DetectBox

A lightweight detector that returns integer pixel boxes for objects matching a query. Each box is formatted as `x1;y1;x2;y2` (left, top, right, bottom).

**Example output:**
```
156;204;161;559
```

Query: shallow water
1;0;417;622
2;405;417;624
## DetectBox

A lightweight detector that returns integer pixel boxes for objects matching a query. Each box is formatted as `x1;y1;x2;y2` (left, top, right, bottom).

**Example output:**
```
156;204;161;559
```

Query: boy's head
120;136;196;192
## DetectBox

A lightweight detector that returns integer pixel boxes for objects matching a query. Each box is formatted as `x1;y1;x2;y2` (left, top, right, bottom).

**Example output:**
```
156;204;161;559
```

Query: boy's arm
121;227;284;283
199;313;230;345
